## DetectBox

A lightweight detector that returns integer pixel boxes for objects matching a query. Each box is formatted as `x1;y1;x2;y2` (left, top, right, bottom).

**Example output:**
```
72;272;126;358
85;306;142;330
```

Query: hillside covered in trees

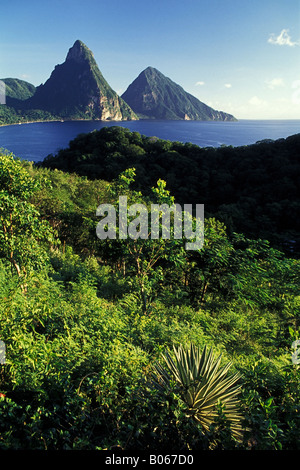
121;66;236;121
0;127;299;451
41;126;300;257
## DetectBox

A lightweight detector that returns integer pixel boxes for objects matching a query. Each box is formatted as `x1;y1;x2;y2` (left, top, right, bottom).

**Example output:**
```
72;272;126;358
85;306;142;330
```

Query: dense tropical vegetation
0;78;57;125
0;126;299;451
42;126;300;257
1;78;36;102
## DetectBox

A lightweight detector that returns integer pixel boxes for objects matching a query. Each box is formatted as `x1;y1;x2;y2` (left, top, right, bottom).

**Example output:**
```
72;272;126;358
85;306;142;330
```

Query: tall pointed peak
122;66;236;121
139;66;168;84
25;40;138;121
66;40;94;63
142;66;160;76
143;66;156;72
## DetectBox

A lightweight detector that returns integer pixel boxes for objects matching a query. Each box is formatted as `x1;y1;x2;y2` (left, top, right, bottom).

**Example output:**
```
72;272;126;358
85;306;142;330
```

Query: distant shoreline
2;118;300;129
0;119;61;128
1;117;300;132
0;117;134;128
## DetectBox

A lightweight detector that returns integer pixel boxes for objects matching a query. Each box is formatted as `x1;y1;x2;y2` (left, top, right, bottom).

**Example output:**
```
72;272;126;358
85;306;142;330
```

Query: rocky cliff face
122;66;236;121
25;40;137;121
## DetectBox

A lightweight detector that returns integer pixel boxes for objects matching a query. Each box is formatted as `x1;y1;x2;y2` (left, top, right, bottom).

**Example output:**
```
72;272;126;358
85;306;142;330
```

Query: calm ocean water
0;119;300;163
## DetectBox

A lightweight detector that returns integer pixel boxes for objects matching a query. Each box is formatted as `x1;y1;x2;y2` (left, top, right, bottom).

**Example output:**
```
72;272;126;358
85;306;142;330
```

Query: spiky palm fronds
151;343;244;440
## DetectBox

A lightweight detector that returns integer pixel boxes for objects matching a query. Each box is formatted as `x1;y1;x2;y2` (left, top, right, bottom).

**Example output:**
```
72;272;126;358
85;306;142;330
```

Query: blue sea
0;119;299;163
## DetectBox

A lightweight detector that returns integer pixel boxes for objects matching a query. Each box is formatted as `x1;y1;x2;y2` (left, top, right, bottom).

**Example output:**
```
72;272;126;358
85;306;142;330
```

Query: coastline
0;115;139;128
0;119;63;128
0;117;128;128
1;117;300;128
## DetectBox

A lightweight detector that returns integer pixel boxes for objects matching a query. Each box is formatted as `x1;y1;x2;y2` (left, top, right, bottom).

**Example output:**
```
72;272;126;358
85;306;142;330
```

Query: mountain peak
122;67;236;121
24;40;137;121
144;66;158;73
142;67;161;78
66;40;94;63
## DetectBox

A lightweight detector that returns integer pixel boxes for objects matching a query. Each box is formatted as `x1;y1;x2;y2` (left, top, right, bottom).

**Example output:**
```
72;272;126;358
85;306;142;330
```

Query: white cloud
195;81;205;86
248;96;267;107
268;29;299;46
224;83;232;88
265;78;284;89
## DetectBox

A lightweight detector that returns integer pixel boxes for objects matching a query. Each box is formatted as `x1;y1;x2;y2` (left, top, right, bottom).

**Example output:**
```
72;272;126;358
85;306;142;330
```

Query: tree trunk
200;281;208;305
136;256;147;314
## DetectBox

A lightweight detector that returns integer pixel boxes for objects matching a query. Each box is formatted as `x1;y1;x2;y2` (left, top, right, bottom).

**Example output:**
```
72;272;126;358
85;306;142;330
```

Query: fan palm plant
151;343;244;441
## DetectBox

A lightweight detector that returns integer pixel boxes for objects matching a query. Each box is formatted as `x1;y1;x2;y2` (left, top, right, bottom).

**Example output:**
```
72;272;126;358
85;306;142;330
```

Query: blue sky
1;0;300;119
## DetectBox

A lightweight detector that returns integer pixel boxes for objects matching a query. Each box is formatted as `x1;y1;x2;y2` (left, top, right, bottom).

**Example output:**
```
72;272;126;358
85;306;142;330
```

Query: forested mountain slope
41;126;300;256
121;66;236;121
0;125;299;450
